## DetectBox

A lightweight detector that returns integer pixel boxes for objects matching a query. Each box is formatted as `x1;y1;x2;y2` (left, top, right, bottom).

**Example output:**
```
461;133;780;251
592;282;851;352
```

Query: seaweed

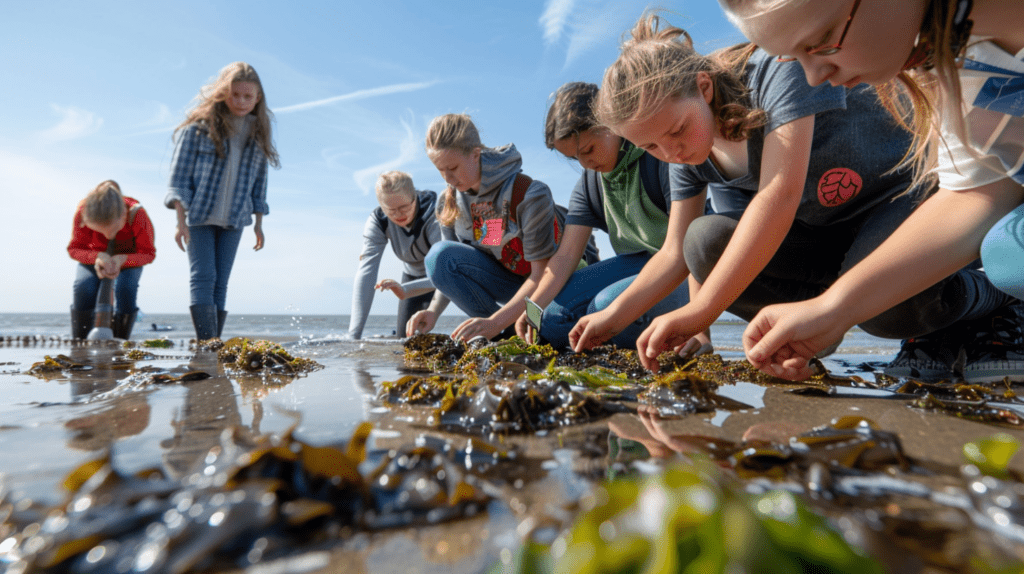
217;338;323;375
0;422;501;573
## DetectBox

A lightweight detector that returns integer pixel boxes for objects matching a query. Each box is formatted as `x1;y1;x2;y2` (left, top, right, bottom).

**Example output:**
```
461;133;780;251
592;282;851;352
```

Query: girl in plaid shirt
165;62;279;341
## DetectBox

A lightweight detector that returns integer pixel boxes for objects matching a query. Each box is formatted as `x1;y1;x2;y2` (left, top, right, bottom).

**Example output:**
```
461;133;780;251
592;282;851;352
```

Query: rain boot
112;308;139;340
217;309;229;339
190;304;219;341
70;305;92;340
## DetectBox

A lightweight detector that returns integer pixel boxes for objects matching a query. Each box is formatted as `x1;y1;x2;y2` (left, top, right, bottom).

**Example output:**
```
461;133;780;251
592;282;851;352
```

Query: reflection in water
63;346;154;452
161;351;244;479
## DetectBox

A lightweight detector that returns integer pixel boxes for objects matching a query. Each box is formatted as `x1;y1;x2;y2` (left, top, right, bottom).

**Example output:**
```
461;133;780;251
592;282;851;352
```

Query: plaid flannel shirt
164;122;269;228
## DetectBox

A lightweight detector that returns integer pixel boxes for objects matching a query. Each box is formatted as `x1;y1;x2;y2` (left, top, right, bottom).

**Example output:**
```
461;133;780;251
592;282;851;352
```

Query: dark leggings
684;192;1007;340
396;272;433;336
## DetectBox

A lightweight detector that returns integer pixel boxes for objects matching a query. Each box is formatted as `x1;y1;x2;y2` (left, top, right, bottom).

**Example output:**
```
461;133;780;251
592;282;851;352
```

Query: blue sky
2;1;743;315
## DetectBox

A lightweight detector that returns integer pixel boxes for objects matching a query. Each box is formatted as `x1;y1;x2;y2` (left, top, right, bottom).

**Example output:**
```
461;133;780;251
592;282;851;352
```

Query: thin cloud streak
539;0;574;45
351;115;420;194
36;104;104;142
274;81;439;114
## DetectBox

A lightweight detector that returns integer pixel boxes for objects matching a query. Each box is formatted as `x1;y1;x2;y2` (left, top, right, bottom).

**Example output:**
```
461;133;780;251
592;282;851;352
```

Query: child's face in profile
84;212;127;240
428;148;482;193
378;193;417;227
732;0;925;88
618;93;716;166
552;128;622;173
226;81;261;117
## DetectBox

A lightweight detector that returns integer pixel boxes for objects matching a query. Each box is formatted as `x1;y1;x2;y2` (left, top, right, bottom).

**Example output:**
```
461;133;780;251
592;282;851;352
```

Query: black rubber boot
217;309;229;338
190;304;219;341
112;309;139;340
70;305;92;340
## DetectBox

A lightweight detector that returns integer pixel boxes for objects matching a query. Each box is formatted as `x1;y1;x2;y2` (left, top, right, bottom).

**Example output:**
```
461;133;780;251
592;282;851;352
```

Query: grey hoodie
438;143;562;275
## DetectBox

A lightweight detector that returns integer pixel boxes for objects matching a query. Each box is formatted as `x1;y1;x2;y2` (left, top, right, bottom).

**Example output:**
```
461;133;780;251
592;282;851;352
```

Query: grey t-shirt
670;50;916;226
205;114;255;227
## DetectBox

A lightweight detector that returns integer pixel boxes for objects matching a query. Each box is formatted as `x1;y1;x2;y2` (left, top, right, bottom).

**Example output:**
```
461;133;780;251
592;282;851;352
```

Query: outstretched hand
451;317;504;342
406;309;437;337
568;309;623;352
635;306;714;372
743;298;847;381
375;279;407;300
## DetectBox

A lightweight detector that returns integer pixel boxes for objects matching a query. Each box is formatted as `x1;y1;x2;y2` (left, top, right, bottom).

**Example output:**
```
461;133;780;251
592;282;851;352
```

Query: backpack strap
508;173;532;225
127;203;143;225
637;153;668;213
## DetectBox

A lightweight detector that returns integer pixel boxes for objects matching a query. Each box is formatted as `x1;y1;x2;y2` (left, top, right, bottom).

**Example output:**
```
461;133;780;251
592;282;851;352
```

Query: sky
1;1;744;316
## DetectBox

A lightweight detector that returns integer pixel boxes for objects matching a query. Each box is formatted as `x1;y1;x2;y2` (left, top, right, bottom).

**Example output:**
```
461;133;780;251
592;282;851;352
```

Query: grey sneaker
962;300;1024;383
883;330;962;382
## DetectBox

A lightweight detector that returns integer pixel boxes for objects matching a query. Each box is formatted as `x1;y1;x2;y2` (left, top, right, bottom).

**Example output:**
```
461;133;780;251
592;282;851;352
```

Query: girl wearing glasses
568;13;983;376
723;0;1024;383
347;171;448;339
417;113;596;342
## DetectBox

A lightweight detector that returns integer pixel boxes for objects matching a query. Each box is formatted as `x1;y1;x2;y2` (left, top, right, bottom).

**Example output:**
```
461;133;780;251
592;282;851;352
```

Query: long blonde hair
720;0;973;190
174;61;280;168
81;180;126;226
595;13;766;142
425;113;483;227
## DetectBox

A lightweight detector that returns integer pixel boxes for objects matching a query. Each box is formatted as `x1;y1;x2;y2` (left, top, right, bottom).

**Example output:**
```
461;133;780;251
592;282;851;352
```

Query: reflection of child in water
65;394;152;452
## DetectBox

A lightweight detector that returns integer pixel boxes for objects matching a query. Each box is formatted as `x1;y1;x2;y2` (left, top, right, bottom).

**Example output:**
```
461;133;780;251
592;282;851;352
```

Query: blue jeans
981;203;1024;300
541;252;690;349
187;225;244;309
73;263;143;314
425;240;525;317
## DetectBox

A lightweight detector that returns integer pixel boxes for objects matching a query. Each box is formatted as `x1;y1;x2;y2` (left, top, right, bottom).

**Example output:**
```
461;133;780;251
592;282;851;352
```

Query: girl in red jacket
67;180;156;340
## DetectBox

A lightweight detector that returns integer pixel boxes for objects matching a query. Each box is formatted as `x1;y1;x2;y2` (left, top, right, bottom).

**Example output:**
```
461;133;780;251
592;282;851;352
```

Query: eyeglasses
776;0;862;62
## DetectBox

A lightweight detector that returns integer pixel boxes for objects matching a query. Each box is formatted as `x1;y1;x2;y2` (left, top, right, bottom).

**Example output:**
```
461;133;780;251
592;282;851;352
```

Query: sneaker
883;330;962;382
962;300;1024;383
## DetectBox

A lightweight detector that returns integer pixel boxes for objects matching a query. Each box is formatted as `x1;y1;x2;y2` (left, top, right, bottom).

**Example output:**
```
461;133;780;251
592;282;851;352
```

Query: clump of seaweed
910;393;1023;427
404;333;466;371
217;337;323;375
26;354;91;377
123;348;155;361
0;422;498;573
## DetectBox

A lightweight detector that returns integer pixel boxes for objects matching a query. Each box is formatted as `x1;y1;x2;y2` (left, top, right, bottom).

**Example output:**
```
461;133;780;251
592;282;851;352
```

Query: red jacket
67;196;156;268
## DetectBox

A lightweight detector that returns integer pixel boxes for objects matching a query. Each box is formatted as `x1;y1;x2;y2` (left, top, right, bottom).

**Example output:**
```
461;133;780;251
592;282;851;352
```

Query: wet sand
3;334;1024;573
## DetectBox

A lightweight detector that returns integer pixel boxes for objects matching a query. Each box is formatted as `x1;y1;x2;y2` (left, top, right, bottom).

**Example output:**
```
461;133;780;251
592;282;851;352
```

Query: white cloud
538;1;637;68
274;81;439;114
37;104;103;142
351;114;421;195
539;0;575;45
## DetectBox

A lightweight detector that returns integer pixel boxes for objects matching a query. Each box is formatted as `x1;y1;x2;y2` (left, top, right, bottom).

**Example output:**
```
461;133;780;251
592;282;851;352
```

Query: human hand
514;312;534;344
636;307;713;372
175;225;189;251
253;225;264;251
375;279;407;300
568;308;623;352
743;298;846;381
451;317;503;342
406;309;437;337
94;253;117;279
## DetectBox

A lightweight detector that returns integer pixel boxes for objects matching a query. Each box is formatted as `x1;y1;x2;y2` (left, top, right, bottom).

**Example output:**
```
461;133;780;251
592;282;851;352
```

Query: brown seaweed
217;338;323;375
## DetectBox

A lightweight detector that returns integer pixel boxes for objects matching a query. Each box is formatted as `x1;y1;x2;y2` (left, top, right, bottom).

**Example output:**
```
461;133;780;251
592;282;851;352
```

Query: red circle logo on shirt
817;168;862;206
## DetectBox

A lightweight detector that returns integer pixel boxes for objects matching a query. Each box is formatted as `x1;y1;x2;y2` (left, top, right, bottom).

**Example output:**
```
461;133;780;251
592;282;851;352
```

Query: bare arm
636;116;814;369
745;177;1024;379
569;194;706;351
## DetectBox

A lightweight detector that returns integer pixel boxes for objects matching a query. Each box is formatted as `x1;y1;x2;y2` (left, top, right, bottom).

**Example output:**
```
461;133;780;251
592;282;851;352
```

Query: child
513;82;700;351
413;113;592;342
165;62;279;341
68;180;156;340
569;14;987;377
721;0;1024;382
348;170;449;339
